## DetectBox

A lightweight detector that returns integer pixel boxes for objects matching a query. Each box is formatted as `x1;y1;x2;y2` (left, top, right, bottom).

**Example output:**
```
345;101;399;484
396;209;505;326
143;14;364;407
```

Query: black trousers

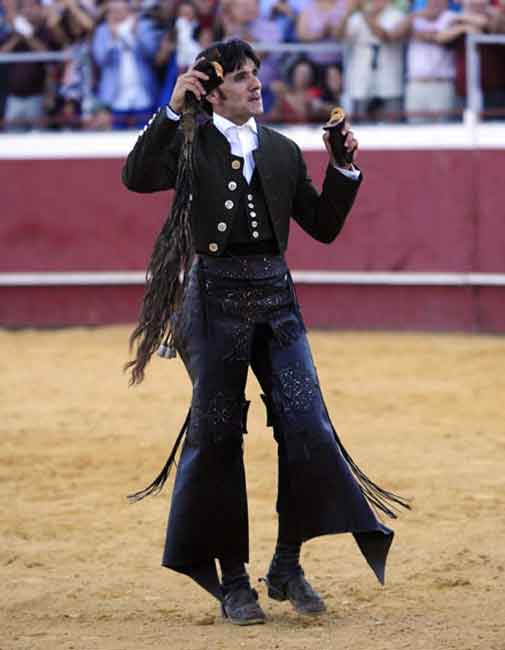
157;254;396;600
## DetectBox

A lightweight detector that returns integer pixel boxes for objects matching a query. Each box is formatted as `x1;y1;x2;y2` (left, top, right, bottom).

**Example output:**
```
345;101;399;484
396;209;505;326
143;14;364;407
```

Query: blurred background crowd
0;0;504;131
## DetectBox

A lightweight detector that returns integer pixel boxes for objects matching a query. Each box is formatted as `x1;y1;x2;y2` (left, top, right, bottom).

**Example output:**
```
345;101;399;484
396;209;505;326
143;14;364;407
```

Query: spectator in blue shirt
92;0;161;129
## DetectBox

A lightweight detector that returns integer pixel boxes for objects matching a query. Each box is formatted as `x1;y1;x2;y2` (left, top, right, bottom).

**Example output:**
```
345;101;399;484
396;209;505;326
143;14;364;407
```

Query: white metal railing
0;50;69;63
0;42;339;62
1;36;505;125
1;270;505;287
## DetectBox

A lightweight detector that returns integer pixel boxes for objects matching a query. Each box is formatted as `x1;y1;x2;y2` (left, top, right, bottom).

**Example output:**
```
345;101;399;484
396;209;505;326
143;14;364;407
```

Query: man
0;0;57;131
122;39;407;625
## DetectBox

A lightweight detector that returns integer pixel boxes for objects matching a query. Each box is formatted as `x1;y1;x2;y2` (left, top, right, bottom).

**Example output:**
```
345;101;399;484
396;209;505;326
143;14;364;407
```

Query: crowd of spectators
0;0;504;131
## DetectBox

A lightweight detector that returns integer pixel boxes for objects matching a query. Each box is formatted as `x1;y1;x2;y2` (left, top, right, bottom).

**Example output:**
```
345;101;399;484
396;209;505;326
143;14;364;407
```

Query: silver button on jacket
225;200;234;210
217;222;227;232
228;181;237;191
209;242;219;252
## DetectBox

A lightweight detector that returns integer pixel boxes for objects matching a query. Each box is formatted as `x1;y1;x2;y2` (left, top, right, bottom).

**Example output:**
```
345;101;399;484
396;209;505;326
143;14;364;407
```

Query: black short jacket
121;109;362;256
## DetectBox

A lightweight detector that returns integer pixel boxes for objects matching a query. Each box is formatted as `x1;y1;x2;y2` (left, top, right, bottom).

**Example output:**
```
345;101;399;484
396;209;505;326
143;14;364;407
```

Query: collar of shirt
212;112;258;183
212;112;258;139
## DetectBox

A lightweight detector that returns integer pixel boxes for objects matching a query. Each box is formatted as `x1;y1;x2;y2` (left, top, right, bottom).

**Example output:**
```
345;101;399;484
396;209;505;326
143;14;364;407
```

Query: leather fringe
325;406;411;519
127;410;191;503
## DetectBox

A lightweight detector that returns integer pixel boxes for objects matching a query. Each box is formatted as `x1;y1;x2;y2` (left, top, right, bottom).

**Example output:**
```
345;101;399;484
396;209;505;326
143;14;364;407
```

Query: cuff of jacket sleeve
145;106;180;136
166;105;181;121
333;163;361;180
326;162;362;186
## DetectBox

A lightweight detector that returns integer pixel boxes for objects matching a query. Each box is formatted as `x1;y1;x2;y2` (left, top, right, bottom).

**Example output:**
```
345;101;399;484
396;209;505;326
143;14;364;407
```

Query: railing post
465;33;482;126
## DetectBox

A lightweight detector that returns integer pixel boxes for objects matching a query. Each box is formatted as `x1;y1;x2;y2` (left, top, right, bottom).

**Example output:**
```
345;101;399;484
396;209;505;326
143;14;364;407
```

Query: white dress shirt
165;106;360;182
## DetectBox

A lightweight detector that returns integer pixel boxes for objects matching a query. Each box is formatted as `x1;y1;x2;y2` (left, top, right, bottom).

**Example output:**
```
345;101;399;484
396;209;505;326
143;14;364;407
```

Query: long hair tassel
126;57;224;385
125;112;197;386
127;410;191;503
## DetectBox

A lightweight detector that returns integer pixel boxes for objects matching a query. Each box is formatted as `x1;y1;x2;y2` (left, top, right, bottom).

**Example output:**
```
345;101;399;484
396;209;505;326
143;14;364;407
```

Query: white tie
227;125;257;184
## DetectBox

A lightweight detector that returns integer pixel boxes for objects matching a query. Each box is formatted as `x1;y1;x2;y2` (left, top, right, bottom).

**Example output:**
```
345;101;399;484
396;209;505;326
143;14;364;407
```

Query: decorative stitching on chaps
187;392;249;446
222;323;252;362
272;361;319;417
269;313;303;349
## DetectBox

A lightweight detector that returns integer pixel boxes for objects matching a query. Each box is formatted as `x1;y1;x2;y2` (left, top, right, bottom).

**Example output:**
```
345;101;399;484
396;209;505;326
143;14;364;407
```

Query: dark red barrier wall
4;150;504;273
288;150;478;273
1;150;505;330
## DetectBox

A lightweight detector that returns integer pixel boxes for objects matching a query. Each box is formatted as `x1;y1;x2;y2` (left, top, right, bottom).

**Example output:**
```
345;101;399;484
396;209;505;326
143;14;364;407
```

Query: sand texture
2;326;505;650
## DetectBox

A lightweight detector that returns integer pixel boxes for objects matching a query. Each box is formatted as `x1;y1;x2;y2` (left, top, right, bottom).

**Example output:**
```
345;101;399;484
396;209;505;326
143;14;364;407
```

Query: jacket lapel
253;125;274;183
200;118;231;156
253;126;283;228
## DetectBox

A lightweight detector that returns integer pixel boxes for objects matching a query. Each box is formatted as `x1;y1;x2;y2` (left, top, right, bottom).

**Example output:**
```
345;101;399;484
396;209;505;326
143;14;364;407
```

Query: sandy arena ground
1;326;505;650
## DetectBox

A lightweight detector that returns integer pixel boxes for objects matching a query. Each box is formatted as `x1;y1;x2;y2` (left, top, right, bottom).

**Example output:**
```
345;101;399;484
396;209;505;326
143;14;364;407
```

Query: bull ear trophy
322;106;355;167
180;57;225;142
125;54;224;384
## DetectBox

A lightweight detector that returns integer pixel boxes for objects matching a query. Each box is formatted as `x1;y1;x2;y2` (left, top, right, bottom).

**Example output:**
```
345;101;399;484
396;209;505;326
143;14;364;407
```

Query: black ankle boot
263;572;326;615
219;560;266;626
262;543;326;615
221;584;267;625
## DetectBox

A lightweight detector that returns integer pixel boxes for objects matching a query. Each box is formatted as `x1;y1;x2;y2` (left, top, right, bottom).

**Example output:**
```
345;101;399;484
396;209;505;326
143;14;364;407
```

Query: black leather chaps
143;254;401;600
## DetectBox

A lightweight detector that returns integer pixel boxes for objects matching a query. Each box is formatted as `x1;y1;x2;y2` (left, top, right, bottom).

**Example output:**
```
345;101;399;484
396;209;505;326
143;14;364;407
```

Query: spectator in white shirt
335;0;410;123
